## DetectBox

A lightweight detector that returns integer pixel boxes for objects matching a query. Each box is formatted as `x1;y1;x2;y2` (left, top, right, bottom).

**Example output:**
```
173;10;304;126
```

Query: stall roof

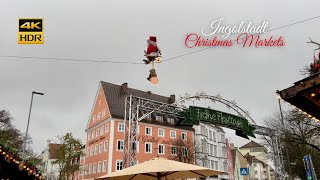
277;72;320;120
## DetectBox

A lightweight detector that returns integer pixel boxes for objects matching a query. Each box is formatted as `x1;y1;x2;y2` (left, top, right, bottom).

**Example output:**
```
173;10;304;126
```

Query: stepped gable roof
240;140;264;149
100;81;193;131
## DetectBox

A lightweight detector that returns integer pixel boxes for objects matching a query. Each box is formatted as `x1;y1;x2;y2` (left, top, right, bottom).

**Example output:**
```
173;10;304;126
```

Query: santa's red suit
143;36;161;64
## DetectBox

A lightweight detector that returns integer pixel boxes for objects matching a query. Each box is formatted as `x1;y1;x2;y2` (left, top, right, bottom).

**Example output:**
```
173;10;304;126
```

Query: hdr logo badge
18;18;44;44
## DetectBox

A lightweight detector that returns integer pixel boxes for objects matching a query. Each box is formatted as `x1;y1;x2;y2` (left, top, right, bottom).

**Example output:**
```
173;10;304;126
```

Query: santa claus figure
143;36;161;64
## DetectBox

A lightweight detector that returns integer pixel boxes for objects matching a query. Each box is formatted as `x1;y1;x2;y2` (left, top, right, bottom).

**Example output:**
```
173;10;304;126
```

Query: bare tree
166;136;198;164
262;109;320;179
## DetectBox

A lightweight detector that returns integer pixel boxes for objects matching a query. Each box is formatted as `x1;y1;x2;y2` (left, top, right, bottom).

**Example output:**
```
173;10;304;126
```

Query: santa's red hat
149;36;157;42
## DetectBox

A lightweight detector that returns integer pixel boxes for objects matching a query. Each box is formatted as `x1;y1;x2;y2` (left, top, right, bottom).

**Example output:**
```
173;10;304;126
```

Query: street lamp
22;91;44;158
276;90;293;180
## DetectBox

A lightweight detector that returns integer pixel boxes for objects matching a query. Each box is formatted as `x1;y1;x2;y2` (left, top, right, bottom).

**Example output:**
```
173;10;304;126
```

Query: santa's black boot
143;59;150;64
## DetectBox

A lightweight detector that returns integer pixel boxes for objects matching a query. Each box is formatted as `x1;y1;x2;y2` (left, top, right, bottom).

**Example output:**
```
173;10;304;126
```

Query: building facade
239;141;271;180
194;123;229;180
232;148;249;180
80;82;194;180
38;143;62;180
226;139;234;180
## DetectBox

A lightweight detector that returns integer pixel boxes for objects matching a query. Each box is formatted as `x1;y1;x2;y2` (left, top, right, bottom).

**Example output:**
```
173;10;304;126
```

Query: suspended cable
1;15;320;64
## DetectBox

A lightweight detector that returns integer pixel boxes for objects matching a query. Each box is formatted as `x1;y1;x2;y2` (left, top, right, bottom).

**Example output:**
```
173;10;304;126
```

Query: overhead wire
1;15;320;64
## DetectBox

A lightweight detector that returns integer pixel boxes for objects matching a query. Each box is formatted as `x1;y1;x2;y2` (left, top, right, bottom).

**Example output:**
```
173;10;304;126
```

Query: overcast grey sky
1;0;320;154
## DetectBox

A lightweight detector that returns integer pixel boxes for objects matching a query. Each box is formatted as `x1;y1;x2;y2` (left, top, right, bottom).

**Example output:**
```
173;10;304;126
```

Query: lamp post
276;91;293;180
22;91;44;158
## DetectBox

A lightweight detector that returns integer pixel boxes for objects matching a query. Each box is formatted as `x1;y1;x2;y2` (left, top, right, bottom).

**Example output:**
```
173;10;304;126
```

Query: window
95;144;99;154
118;122;125;132
97;112;101;121
145;143;152;153
105;124;109;133
170;130;176;139
222;147;227;158
145;127;152;135
221;134;225;142
93;115;96;123
130;161;138;166
89;163;92;174
211;160;214;169
215;161;218;170
104;140;108;151
202;142;207;154
117;140;124;151
116;160;123;171
134;125;139;134
97;161;102;173
87;133;91;141
202;159;207;168
171;146;177;155
200;125;206;136
102;108;106;117
156;115;163;122
214;145;217;156
99;100;101;106
100;126;104;136
86;148;90;157
213;131;216;142
93;163;97;173
223;161;228;172
90;146;94;156
132;142;137;152
181;132;187;140
182;147;188;156
158;144;164;154
167;117;175;124
99;143;103;153
208;130;212;140
85;164;88;174
103;160;107;172
96;129;99;137
91;131;95;139
158;128;164;137
210;144;213;156
144;111;152;120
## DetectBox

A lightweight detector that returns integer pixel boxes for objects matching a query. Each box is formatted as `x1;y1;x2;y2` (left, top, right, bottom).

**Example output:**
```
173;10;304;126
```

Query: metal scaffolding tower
123;93;286;179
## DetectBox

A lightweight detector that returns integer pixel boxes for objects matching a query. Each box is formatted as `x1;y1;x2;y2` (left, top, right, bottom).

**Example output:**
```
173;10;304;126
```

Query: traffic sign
240;168;249;175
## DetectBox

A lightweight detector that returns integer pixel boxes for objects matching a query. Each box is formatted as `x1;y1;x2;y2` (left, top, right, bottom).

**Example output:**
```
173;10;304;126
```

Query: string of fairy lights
277;95;320;122
0;144;44;179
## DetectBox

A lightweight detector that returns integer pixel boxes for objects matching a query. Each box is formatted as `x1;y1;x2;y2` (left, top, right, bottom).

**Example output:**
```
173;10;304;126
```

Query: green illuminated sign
179;106;255;138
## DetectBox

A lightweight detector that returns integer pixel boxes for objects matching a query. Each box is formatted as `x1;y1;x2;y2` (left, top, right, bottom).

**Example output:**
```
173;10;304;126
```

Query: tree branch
307;37;320;50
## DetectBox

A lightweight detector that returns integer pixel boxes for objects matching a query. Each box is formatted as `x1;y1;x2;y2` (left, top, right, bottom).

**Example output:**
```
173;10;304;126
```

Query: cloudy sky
1;0;320;154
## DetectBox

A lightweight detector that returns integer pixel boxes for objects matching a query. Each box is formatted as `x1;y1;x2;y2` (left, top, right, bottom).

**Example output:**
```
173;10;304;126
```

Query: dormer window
167;117;175;124
156;115;163;122
142;111;152;120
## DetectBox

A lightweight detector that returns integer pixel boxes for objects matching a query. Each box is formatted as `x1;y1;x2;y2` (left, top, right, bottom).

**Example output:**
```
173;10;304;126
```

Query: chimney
147;91;151;94
121;83;128;94
169;94;175;104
